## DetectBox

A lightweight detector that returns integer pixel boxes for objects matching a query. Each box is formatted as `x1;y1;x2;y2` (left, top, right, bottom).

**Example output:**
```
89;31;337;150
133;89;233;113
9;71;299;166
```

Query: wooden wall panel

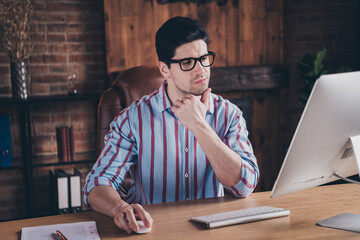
104;0;283;73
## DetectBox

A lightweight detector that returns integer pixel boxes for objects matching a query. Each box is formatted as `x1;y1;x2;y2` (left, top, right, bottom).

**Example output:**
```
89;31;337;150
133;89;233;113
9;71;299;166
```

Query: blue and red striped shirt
84;81;259;205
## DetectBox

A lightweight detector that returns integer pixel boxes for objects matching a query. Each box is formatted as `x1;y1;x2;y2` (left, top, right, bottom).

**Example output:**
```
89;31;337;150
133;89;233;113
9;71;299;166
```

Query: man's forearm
192;121;242;187
87;185;126;218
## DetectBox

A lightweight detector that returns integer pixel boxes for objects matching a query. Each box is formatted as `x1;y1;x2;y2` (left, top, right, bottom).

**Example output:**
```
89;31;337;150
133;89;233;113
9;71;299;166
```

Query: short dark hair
155;16;209;64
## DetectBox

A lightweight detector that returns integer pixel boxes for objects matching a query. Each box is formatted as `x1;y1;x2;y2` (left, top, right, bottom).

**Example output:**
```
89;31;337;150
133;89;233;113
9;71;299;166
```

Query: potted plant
0;0;33;100
296;48;328;104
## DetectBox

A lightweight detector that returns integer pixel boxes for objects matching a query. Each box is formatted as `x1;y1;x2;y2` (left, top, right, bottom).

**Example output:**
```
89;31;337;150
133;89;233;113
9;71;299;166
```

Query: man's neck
165;85;201;106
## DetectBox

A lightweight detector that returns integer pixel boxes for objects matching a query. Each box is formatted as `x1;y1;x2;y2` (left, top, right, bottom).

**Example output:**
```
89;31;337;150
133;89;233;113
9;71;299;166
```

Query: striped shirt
84;81;259;205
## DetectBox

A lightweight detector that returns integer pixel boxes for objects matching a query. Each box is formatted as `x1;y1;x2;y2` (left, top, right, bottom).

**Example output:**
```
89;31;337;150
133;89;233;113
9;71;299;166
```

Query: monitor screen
271;71;360;198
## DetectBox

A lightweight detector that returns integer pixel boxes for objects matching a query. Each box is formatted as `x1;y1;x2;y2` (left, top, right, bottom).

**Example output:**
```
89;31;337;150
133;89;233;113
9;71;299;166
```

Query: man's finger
132;204;153;228
114;213;132;234
200;88;211;105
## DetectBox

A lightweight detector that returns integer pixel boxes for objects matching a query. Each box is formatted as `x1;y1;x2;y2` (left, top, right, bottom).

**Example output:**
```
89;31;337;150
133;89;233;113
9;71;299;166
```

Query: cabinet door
103;0;157;73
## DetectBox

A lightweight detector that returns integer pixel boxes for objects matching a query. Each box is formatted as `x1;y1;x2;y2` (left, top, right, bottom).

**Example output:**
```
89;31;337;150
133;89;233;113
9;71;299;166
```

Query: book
56;127;68;162
0;115;12;167
69;126;75;161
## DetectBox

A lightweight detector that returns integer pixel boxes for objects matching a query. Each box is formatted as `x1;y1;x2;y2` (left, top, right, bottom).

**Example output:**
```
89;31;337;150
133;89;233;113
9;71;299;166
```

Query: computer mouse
135;220;152;234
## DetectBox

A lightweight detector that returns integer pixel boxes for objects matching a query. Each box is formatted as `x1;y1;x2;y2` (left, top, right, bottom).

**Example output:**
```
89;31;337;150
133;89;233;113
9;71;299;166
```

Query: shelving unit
0;93;100;219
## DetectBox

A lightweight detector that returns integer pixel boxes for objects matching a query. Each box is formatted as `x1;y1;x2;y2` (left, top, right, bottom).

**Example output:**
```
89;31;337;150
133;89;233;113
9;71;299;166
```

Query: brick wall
281;0;359;155
0;0;106;220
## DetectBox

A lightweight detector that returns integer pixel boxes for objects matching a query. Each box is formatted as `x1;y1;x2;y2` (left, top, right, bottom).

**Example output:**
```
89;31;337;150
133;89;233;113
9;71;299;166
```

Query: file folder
69;168;82;213
49;169;70;214
0;115;12;167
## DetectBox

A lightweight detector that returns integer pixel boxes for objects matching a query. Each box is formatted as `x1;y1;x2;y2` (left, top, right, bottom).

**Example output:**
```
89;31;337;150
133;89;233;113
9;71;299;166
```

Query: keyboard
191;206;290;229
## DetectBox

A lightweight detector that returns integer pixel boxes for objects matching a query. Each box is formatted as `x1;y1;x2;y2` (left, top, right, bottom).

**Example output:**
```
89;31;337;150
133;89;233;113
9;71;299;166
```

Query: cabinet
0;93;100;219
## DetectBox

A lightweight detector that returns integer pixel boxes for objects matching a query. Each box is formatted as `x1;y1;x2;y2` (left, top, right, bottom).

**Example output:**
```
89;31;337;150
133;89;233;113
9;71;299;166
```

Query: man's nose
193;60;206;74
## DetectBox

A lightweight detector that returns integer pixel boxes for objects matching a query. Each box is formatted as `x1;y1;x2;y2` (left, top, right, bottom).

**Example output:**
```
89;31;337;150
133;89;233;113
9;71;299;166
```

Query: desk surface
1;184;360;239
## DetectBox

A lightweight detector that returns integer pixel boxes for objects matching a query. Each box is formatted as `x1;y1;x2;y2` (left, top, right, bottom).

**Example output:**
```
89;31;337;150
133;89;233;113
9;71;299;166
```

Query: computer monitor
271;71;360;199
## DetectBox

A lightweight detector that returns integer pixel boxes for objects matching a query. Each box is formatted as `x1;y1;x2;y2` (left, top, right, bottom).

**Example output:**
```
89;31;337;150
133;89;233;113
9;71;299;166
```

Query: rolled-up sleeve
83;109;138;205
223;109;259;197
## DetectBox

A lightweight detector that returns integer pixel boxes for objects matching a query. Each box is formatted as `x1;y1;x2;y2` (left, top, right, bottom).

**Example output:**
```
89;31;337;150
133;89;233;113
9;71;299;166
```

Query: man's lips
194;77;208;84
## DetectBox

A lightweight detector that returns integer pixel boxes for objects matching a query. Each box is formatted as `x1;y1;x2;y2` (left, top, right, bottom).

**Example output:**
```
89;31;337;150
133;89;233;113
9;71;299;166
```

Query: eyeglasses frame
165;51;216;71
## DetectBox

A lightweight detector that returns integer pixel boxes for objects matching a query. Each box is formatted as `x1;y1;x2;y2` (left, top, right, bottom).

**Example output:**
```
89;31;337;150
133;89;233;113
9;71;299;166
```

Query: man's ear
158;61;170;79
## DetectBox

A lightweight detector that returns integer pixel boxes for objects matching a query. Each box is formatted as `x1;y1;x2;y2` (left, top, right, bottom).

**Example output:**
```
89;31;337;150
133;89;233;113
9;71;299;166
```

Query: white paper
21;221;100;240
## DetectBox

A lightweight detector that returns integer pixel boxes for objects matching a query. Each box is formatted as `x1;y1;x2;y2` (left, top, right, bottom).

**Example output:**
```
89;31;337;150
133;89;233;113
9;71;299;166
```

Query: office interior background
0;0;359;221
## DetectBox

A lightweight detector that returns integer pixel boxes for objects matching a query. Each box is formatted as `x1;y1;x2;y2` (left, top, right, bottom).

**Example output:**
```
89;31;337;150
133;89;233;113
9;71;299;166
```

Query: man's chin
191;88;208;96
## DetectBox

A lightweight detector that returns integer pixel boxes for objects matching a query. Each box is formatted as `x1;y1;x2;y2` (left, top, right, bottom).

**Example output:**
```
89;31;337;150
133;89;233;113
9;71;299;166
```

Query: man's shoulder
211;93;239;110
126;90;161;112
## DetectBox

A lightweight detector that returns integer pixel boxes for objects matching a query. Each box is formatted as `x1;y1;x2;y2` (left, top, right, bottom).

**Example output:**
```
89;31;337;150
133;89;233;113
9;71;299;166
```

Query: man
83;16;259;233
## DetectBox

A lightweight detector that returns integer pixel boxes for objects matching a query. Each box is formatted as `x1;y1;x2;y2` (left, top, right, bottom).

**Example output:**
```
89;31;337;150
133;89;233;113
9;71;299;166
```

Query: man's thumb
201;88;211;105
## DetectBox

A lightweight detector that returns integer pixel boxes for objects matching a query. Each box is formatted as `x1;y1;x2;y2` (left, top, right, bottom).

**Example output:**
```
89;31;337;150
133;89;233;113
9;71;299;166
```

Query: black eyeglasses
165;51;216;71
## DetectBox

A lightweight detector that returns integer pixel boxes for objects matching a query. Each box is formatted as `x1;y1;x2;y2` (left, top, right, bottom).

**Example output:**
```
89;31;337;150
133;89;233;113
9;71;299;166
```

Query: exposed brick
0;86;11;95
30;83;51;95
67;33;103;43
33;123;56;136
52;112;71;123
0;66;9;74
31;113;51;123
30;55;67;64
47;2;101;12
86;43;104;52
48;23;84;32
0;54;10;63
47;33;66;42
29;65;49;74
31;74;68;83
29;33;46;42
34;12;66;22
50;83;71;93
72;112;90;121
66;12;103;23
49;65;68;73
32;44;48;53
33;142;58;155
68;53;103;63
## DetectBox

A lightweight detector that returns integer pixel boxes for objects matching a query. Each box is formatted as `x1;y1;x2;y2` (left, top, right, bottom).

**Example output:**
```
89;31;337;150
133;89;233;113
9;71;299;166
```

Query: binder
0;115;12;167
49;168;83;214
69;168;82;213
49;169;70;214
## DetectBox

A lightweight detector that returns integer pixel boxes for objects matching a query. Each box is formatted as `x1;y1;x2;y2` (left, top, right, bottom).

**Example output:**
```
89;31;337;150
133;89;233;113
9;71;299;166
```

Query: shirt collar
158;81;172;112
157;80;214;115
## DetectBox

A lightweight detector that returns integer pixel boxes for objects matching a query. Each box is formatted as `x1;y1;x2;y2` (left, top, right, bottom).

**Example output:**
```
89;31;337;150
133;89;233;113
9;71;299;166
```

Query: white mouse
135;220;152;234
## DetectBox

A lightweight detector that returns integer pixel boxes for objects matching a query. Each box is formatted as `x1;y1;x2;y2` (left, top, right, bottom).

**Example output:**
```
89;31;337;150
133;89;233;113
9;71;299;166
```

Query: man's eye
201;56;209;62
182;60;192;65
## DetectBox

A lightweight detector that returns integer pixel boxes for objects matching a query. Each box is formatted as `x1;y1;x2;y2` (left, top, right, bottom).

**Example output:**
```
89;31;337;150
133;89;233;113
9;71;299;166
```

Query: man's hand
112;202;153;234
87;186;153;234
171;88;211;132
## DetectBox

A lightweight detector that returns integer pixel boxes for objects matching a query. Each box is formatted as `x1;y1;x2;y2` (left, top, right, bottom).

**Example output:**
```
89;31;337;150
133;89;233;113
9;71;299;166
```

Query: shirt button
184;147;188;152
185;173;189;178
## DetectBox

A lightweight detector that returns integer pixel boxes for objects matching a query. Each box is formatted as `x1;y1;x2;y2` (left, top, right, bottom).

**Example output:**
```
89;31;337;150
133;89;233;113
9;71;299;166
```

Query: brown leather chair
96;65;165;198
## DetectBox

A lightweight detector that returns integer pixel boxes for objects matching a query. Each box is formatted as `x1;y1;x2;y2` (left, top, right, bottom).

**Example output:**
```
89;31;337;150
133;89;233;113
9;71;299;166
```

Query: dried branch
0;0;34;62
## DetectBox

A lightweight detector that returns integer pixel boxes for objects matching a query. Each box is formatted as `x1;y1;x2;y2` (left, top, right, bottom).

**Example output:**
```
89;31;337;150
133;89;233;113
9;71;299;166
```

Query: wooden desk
1;184;360;239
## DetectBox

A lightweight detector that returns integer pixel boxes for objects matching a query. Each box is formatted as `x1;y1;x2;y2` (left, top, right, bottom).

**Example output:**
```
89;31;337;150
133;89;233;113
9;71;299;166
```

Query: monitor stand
333;135;360;185
317;135;360;233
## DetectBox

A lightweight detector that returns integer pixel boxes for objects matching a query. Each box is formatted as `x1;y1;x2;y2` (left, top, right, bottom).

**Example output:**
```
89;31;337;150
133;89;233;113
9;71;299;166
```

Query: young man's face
159;39;211;102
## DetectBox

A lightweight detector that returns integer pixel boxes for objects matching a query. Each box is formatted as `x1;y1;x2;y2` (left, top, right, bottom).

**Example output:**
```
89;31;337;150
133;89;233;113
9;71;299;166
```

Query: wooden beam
209;65;289;92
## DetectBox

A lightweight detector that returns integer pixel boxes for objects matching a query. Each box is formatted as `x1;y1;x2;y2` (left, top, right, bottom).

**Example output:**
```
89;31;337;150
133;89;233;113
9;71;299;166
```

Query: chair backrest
96;65;165;156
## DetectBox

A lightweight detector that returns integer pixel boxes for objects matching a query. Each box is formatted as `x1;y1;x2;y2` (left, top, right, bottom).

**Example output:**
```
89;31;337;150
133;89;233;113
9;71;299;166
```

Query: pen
56;230;68;240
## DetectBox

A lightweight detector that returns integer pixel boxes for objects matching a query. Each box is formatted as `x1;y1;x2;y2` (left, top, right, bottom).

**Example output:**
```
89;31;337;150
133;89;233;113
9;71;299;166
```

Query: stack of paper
21;221;100;240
